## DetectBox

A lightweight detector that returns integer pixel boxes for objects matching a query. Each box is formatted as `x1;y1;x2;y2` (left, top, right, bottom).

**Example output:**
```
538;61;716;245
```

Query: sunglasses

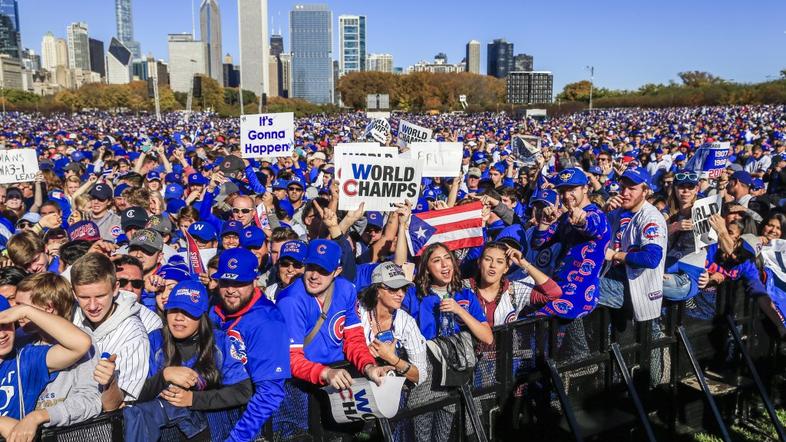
280;260;304;269
675;172;699;182
232;208;254;214
119;278;144;289
17;221;32;228
287;187;303;192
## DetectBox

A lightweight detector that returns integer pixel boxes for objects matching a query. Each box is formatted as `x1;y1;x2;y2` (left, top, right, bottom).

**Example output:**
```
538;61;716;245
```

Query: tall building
338;15;365;76
106;37;131;84
115;0;141;59
514;53;533;72
199;0;222;85
238;0;269;100
466;40;480;74
270;33;283;57
506;71;553;104
131;59;147;80
147;56;168;85
487;38;514;78
55;38;69;69
167;33;207;93
67;22;90;71
88;38;105;77
279;53;291;98
0;0;20;60
0;54;23;89
367;53;393;73
41;32;57;70
291;4;332;104
268;56;279;99
222;53;238;88
20;48;40;72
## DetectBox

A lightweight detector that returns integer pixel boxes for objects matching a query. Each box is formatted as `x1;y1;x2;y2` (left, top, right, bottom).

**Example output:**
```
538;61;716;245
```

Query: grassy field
693;409;786;442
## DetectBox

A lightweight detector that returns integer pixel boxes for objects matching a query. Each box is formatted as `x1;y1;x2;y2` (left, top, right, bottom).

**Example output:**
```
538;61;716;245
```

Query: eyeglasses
279;260;304;269
675;172;699;182
287;187;303;192
119;278;144;289
17;221;32;228
232;207;253;214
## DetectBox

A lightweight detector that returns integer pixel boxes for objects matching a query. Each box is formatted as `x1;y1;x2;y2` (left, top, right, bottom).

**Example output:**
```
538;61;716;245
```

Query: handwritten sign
407;142;463;177
240;112;294;158
0;149;38;184
692;195;722;249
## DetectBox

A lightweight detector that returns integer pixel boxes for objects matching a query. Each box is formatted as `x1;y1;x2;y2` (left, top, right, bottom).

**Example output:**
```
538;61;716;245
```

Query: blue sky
19;0;786;92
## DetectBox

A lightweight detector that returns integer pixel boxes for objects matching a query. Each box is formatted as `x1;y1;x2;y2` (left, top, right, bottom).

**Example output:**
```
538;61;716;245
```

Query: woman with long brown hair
663;170;701;300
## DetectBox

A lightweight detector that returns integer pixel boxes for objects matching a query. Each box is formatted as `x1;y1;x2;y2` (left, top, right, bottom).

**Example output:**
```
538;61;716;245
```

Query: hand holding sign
321;367;354;390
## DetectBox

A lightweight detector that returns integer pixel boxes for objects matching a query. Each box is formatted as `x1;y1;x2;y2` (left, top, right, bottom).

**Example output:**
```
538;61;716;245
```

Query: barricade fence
19;280;786;441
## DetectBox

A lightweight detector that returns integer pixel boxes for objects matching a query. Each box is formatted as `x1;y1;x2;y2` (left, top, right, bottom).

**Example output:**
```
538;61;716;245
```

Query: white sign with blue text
240;112;294;159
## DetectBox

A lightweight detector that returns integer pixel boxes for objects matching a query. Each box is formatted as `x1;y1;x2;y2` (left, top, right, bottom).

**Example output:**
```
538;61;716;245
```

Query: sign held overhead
240;112;294;158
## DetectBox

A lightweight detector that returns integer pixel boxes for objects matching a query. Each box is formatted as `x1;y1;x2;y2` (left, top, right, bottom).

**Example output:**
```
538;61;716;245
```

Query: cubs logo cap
371;262;413;290
165;279;209;318
121;206;149;231
365;211;384;229
240;226;266;248
212;248;258;282
553;167;589;189
304;239;342;274
279;240;307;263
188;221;217;242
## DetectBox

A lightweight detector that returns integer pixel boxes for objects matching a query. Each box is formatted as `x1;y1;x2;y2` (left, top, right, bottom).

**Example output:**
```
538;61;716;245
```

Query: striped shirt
72;296;150;401
118;290;162;333
358;304;428;386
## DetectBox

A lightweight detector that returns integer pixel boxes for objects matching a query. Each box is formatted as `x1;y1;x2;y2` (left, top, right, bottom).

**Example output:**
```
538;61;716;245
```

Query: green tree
557;80;593;101
678;71;724;88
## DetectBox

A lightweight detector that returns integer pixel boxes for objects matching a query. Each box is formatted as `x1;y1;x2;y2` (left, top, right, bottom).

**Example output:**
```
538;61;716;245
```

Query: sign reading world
240;112;294;158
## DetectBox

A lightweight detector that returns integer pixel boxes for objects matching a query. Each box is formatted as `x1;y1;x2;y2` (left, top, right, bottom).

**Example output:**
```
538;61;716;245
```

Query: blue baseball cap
212;248;258;282
751;178;764;191
240;226;266;248
221;220;244;237
165;183;184;200
553;168;589;189
188;173;208;186
146;171;161;181
288;177;304;189
156;263;191;282
272;179;289;190
620;167;653;188
588;165;603;176
674;154;686;162
366;211;384;229
188;221;217;242
113;183;130;198
731;170;754;187
166;199;186;214
423;188;437;201
304;239;342;273
532;189;558;206
165;280;209;318
413;198;429;214
165;172;183;184
0;295;10;313
280;240;308;262
471;151;488;164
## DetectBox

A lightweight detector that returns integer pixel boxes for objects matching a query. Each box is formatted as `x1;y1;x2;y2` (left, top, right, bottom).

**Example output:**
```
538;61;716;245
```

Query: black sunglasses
119;278;144;289
232;208;254;214
17;221;32;228
280;260;304;269
287;187;303;192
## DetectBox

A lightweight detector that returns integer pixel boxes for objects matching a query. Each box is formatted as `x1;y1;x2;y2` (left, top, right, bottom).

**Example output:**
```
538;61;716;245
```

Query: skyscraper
238;0;269;100
67;22;90;71
338;15;365;76
270;33;283;57
55;38;68;69
367;53;393;73
106;37;131;84
41;32;57;71
466;40;480;74
0;0;21;60
514;53;533;72
115;0;141;59
167;33;207;93
279;53;291;98
222;53;239;88
291;4;332;104
199;0;222;85
506;71;553;104
88;38;105;77
487;38;514;78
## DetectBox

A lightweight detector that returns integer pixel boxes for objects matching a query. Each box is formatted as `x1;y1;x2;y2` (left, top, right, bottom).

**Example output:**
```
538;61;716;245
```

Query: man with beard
209;248;290;441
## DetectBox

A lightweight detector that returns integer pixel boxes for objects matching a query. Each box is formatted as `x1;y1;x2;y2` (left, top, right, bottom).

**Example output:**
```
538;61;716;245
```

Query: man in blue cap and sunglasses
209;248;290;441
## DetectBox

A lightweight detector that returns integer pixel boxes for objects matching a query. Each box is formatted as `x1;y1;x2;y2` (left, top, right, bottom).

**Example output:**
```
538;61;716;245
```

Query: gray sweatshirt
35;346;102;427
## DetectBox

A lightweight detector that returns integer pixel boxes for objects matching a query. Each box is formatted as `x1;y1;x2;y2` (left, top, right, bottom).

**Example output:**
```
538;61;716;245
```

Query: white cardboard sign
0;149;38;184
337;155;422;212
364;119;391;145
692;195;722;249
324;376;405;424
397;120;433;148
407;142;463;177
240;112;294;158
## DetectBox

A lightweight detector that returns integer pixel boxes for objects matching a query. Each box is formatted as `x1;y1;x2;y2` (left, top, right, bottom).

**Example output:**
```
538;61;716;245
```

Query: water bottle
438;293;456;337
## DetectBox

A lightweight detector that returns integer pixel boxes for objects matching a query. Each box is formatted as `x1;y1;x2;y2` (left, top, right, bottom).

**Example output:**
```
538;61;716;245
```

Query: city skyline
15;0;786;92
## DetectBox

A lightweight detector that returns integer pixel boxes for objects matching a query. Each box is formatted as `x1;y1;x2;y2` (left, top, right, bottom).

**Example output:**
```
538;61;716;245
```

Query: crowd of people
0;105;782;441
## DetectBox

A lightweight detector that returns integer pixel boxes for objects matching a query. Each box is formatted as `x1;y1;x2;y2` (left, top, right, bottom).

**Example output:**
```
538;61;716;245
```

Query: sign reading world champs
337;155;423;212
240;112;294;159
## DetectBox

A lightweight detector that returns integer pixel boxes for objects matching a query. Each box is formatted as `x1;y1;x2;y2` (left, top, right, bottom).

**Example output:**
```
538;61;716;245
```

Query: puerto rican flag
407;201;485;256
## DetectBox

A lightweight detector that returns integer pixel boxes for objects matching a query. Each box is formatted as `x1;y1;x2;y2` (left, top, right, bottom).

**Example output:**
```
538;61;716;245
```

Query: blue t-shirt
276;277;362;365
0;344;54;419
149;329;249;387
414;287;487;340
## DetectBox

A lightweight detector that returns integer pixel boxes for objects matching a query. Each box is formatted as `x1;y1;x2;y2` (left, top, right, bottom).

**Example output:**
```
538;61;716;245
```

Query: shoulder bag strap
303;282;335;349
16;348;24;418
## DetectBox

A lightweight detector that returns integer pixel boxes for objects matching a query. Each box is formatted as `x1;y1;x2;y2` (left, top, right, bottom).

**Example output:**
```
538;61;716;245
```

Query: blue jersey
276;277;362;365
531;203;611;319
0;344;54;419
149;329;249;387
413;287;487;340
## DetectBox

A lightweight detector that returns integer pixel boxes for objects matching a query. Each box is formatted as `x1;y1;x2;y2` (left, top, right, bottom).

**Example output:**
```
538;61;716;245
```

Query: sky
19;0;786;92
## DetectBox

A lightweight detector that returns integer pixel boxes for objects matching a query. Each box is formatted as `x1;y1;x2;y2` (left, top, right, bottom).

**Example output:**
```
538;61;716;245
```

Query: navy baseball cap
121;206;149;230
165;280;209;318
212;248;258;282
366;211;384;229
188;221;217;242
553;168;589;189
167;199;186;214
280;240;308;262
88;183;112;200
165;183;184;200
532;189;558;206
221;220;244;237
731;170;754;187
620;167;653;188
304;239;342;273
188;173;208;186
240;226;266;248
